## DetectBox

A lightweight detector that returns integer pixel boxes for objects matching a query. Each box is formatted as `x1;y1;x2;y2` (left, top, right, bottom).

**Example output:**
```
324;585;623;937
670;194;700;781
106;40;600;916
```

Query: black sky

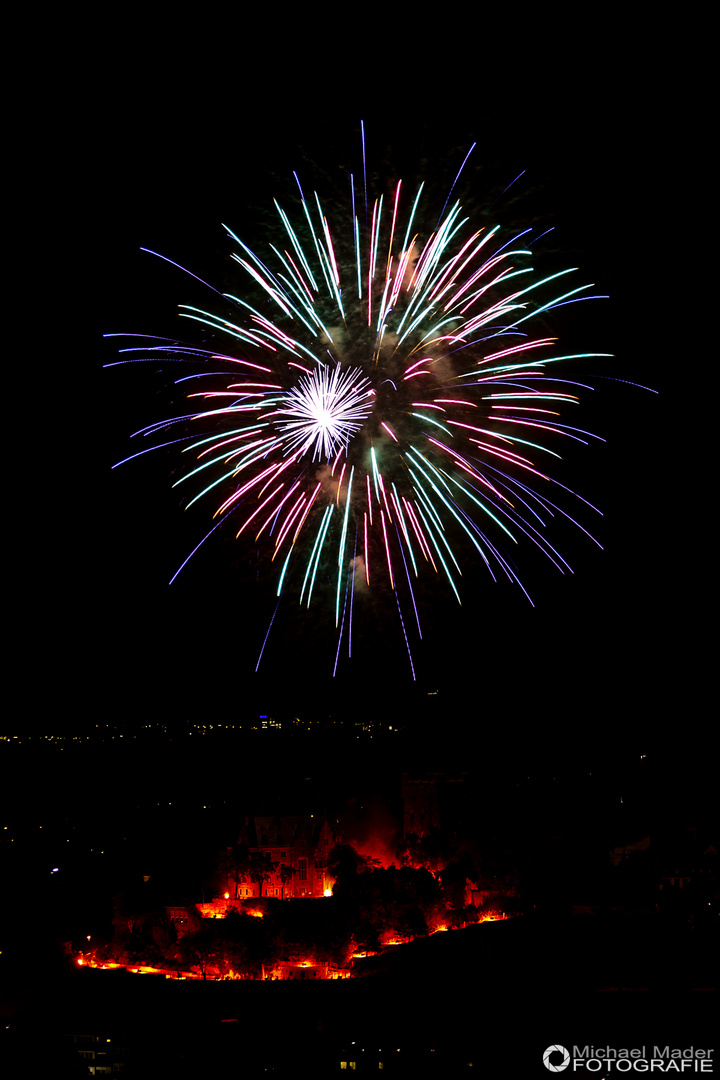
23;43;701;763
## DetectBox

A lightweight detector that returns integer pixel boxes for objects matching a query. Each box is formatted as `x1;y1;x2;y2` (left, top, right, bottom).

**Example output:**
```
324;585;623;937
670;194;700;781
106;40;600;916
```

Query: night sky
9;44;701;849
37;79;685;747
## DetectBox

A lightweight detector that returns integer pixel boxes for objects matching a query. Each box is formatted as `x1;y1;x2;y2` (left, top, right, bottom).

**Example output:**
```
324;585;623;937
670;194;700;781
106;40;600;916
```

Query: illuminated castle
239;814;338;899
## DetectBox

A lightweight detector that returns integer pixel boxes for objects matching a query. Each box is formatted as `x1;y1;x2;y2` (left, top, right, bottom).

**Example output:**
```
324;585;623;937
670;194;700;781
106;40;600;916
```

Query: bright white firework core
276;364;374;461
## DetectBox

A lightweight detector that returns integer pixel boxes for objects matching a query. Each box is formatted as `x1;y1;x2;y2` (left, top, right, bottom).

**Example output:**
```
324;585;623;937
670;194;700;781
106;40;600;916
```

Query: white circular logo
543;1045;570;1072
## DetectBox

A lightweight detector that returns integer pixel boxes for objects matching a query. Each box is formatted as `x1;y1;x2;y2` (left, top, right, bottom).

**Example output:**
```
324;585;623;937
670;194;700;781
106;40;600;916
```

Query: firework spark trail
108;139;611;675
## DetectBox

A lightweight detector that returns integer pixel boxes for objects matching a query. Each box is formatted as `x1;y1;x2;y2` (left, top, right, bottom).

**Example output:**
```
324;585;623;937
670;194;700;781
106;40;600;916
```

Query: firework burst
108;139;609;677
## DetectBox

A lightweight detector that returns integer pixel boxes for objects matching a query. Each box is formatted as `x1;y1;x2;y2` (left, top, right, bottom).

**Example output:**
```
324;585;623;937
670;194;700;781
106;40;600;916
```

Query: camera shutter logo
543;1045;570;1072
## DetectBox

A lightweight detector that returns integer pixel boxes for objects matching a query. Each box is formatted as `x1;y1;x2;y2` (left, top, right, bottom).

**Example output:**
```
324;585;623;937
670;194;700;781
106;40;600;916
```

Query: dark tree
278;862;296;899
328;843;382;882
